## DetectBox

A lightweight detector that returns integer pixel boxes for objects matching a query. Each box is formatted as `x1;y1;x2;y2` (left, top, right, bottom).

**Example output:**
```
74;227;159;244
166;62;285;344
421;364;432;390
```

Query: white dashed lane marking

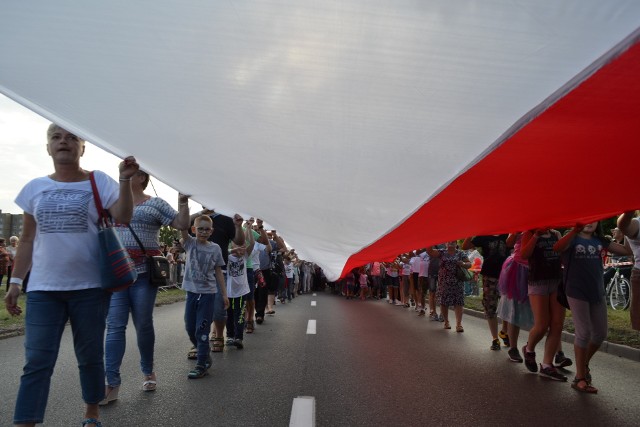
311;301;317;307
306;319;317;334
290;396;316;427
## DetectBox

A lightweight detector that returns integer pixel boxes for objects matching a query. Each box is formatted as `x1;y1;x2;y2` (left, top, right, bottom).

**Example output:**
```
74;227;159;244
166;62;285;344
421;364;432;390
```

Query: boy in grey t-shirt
181;215;227;379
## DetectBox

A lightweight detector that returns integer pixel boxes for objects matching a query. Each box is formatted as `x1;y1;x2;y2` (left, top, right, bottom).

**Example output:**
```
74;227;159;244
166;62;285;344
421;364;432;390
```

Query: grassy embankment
0;278;185;338
2;277;638;348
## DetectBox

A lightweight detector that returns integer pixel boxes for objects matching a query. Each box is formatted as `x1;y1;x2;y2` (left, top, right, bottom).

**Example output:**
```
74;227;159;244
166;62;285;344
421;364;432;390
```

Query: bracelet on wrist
119;177;131;182
9;278;23;286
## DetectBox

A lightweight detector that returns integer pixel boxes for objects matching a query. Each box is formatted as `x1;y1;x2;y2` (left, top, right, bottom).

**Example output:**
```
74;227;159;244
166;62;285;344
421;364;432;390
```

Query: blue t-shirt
563;235;610;303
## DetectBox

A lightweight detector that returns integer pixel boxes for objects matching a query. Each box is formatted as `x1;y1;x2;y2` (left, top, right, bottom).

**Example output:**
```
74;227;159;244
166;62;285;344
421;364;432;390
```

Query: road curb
463;307;640;362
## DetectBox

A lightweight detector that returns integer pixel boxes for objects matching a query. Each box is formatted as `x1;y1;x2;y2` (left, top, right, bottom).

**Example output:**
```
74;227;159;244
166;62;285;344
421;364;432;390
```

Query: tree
159;225;180;246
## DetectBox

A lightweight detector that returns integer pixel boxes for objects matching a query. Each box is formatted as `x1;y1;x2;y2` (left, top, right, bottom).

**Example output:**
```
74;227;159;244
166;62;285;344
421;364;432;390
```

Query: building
0;210;23;240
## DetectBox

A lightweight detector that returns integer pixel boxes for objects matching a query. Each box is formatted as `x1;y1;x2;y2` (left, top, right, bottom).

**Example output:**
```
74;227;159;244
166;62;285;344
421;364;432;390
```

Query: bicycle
604;262;632;310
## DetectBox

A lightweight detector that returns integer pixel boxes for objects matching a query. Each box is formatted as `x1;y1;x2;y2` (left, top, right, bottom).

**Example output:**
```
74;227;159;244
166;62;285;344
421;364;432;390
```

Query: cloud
0;94;180;215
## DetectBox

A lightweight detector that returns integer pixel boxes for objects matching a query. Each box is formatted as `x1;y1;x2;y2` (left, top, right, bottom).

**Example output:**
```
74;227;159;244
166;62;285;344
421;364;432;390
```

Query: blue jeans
286;277;294;300
14;289;111;425
245;268;255;302
277;276;286;300
184;292;214;366
105;273;157;386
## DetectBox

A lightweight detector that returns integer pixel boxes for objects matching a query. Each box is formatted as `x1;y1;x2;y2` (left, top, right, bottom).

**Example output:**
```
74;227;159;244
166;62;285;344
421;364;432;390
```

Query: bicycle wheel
610;277;631;310
620;278;631;310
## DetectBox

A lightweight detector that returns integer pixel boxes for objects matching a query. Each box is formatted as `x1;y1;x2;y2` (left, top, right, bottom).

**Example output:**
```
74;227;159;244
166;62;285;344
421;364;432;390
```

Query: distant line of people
333;219;637;395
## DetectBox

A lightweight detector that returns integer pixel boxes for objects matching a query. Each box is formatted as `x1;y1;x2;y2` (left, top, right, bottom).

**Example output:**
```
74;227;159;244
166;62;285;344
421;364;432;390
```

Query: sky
0;94;182;214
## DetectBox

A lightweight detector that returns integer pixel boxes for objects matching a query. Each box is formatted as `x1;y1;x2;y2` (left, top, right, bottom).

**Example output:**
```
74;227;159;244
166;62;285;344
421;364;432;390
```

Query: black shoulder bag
128;225;171;287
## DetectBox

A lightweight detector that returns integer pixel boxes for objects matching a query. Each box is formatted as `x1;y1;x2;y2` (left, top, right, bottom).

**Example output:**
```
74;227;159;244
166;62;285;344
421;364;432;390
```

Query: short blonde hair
194;215;213;226
47;123;85;141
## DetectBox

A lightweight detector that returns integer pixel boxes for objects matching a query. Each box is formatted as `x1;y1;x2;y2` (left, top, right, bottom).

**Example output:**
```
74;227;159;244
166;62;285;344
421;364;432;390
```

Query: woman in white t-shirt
4;124;138;427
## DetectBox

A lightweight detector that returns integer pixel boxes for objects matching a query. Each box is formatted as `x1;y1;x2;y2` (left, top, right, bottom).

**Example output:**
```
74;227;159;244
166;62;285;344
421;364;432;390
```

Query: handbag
128;225;171;287
456;253;473;282
456;265;473;282
89;172;138;292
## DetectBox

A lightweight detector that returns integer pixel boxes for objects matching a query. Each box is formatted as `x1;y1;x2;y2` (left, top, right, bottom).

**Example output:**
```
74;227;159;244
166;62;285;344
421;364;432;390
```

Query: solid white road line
306;319;317;334
289;396;316;427
311;301;317;307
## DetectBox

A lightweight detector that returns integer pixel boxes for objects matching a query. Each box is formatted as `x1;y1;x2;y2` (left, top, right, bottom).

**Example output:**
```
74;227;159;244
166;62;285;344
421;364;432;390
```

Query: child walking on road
181;215;228;379
226;228;255;349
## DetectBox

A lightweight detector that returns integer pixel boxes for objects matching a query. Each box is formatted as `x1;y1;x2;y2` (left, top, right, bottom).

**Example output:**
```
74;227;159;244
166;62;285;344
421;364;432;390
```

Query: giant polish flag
1;2;640;280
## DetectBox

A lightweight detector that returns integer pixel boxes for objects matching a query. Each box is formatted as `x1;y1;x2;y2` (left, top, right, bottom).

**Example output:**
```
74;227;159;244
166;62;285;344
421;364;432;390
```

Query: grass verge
464;295;640;349
0;283;185;339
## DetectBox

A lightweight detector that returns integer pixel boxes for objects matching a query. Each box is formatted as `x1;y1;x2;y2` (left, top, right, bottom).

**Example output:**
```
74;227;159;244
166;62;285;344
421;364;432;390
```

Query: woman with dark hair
4;124;138;427
554;221;630;393
427;241;470;332
102;171;190;403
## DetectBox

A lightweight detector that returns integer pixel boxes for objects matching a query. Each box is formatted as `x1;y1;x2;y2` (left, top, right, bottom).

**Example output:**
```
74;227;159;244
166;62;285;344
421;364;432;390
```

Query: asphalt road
1;291;639;426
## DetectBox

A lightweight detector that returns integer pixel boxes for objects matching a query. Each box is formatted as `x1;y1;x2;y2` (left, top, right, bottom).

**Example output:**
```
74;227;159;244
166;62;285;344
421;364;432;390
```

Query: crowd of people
2;124;640;425
327;222;638;394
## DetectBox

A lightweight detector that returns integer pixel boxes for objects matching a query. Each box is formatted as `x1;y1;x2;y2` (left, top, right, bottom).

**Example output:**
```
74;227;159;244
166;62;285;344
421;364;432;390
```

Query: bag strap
89;171;110;228
127;224;149;256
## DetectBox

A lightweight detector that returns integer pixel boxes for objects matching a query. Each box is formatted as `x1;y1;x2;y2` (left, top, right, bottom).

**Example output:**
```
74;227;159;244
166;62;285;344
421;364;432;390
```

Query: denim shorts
428;277;438;293
389;276;400;288
528;279;560;296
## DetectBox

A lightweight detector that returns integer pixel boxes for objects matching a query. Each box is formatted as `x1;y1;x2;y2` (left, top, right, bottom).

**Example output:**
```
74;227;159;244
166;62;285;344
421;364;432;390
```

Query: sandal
444;321;451;329
246;321;254;334
187;346;197;360
586;365;592;383
98;385;119;406
571;378;597;394
211;337;224;353
456;325;464;333
82;418;103;427
142;373;157;392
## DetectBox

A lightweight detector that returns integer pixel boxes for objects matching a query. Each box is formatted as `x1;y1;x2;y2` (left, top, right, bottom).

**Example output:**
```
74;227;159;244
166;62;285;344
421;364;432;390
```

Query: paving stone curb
464;307;640;362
